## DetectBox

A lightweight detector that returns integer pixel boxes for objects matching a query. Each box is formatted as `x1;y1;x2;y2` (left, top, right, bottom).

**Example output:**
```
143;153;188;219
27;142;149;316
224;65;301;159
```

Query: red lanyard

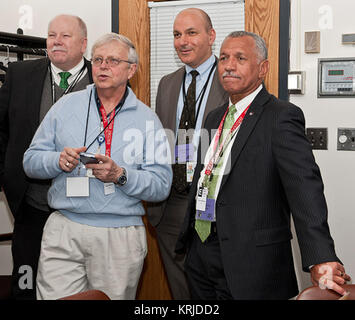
99;105;115;158
204;104;250;177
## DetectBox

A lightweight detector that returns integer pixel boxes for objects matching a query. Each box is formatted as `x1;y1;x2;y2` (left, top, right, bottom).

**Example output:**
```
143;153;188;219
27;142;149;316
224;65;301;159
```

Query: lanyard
83;87;128;153
98;105;115;157
48;62;86;105
181;58;217;127
203;104;250;180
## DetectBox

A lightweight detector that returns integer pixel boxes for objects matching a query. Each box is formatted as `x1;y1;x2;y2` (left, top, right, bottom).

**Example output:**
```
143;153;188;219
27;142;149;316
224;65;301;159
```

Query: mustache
222;71;241;79
51;46;67;52
178;45;192;51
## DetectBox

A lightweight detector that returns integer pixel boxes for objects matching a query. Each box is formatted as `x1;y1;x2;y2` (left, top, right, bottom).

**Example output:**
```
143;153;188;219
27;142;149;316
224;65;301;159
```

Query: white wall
0;0;111;275
0;0;111;57
289;0;355;290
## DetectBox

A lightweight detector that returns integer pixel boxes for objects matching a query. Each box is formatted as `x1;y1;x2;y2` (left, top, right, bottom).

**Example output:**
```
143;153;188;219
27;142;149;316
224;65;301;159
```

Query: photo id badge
66;177;89;197
196;186;208;211
186;161;196;182
196;198;216;222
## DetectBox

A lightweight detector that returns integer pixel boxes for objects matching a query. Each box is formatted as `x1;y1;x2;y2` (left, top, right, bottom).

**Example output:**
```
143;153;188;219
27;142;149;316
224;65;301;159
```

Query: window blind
149;0;245;109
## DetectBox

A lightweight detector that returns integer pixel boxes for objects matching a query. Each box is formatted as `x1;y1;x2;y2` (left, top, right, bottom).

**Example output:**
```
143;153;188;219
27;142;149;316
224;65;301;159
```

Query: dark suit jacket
0;57;93;217
146;63;228;227
176;87;339;299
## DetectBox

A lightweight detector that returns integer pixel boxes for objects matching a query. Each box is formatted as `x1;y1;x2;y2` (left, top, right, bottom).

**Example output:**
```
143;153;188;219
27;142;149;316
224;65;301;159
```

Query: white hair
91;33;138;65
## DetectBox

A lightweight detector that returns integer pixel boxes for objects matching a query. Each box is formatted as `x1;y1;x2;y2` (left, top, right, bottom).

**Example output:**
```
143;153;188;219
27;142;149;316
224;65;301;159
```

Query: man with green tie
0;14;93;299
176;31;350;299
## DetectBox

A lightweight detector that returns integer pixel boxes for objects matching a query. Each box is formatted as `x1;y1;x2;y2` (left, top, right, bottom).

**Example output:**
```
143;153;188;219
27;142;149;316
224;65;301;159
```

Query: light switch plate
337;128;355;151
306;128;328;150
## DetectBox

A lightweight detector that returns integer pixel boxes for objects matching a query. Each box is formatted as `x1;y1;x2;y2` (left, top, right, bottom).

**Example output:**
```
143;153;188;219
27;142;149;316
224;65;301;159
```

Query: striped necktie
195;104;237;242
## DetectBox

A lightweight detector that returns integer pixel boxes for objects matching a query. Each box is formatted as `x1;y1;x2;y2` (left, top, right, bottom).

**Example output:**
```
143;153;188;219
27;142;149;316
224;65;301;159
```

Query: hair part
91;33;139;66
226;31;268;61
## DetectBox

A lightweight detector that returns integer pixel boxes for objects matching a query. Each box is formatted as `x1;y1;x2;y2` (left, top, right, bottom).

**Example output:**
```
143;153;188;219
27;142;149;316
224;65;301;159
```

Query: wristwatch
116;168;127;186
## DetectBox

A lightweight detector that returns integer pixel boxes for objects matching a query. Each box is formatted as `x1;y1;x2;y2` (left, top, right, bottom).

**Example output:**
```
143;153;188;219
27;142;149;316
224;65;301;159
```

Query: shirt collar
230;84;263;115
185;55;215;79
51;58;85;82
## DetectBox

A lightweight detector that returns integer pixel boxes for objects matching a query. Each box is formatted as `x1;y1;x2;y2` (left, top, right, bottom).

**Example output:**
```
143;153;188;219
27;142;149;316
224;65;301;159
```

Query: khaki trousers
36;211;147;300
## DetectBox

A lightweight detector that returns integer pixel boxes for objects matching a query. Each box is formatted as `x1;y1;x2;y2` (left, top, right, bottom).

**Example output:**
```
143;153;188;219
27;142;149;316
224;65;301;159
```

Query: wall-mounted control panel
337;128;355;151
318;58;355;97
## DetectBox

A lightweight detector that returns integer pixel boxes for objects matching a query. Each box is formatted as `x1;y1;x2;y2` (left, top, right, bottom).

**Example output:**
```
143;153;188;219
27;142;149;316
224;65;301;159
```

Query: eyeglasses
91;56;133;68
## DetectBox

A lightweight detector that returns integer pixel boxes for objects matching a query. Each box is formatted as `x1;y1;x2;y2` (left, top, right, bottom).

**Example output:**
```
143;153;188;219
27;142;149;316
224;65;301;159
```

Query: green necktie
195;104;237;242
59;72;71;90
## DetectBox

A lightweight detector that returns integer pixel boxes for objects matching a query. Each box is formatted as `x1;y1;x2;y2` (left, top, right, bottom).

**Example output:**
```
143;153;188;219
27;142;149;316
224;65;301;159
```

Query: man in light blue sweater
23;33;172;300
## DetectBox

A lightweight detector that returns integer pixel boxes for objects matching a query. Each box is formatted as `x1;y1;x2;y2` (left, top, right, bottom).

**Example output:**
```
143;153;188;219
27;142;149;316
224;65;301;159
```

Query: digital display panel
328;70;344;76
318;58;355;97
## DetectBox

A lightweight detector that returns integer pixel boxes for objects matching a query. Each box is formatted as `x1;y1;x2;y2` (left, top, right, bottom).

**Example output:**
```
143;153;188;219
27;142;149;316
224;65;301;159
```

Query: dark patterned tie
59;72;71;90
172;70;199;194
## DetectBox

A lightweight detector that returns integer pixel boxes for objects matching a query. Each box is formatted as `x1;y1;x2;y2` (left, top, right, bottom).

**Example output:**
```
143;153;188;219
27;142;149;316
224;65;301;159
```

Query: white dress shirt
50;58;87;87
197;84;263;205
176;55;217;162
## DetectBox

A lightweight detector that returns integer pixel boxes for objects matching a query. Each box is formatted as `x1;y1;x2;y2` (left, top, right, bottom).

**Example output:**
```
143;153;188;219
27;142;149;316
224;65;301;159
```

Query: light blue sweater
23;84;172;227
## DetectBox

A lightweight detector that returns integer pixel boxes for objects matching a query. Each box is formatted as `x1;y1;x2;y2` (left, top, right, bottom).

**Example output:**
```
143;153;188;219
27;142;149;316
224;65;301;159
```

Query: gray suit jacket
146;63;228;227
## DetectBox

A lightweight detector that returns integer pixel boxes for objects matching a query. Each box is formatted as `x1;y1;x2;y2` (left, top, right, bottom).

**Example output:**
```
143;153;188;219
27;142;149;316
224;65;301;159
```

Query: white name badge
104;182;115;195
196;186;208;212
186;161;196;183
66;177;89;197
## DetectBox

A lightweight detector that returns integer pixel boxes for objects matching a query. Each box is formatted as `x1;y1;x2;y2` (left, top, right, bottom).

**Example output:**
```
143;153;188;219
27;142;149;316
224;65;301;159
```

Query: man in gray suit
146;8;228;299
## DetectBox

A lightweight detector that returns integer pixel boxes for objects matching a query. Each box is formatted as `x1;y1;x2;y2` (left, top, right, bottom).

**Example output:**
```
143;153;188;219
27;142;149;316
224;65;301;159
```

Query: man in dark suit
175;31;350;299
0;14;93;300
146;8;228;299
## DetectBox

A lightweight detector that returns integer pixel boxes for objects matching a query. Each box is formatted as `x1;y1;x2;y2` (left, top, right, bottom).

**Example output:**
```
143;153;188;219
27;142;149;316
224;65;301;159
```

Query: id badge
196;186;208;211
104;182;115;195
196;198;216;222
186;161;196;182
66;177;89;197
175;143;194;164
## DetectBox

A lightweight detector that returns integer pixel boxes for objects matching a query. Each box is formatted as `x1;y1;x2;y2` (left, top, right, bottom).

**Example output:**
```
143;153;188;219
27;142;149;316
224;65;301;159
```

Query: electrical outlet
306;128;328;150
337;128;355;151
